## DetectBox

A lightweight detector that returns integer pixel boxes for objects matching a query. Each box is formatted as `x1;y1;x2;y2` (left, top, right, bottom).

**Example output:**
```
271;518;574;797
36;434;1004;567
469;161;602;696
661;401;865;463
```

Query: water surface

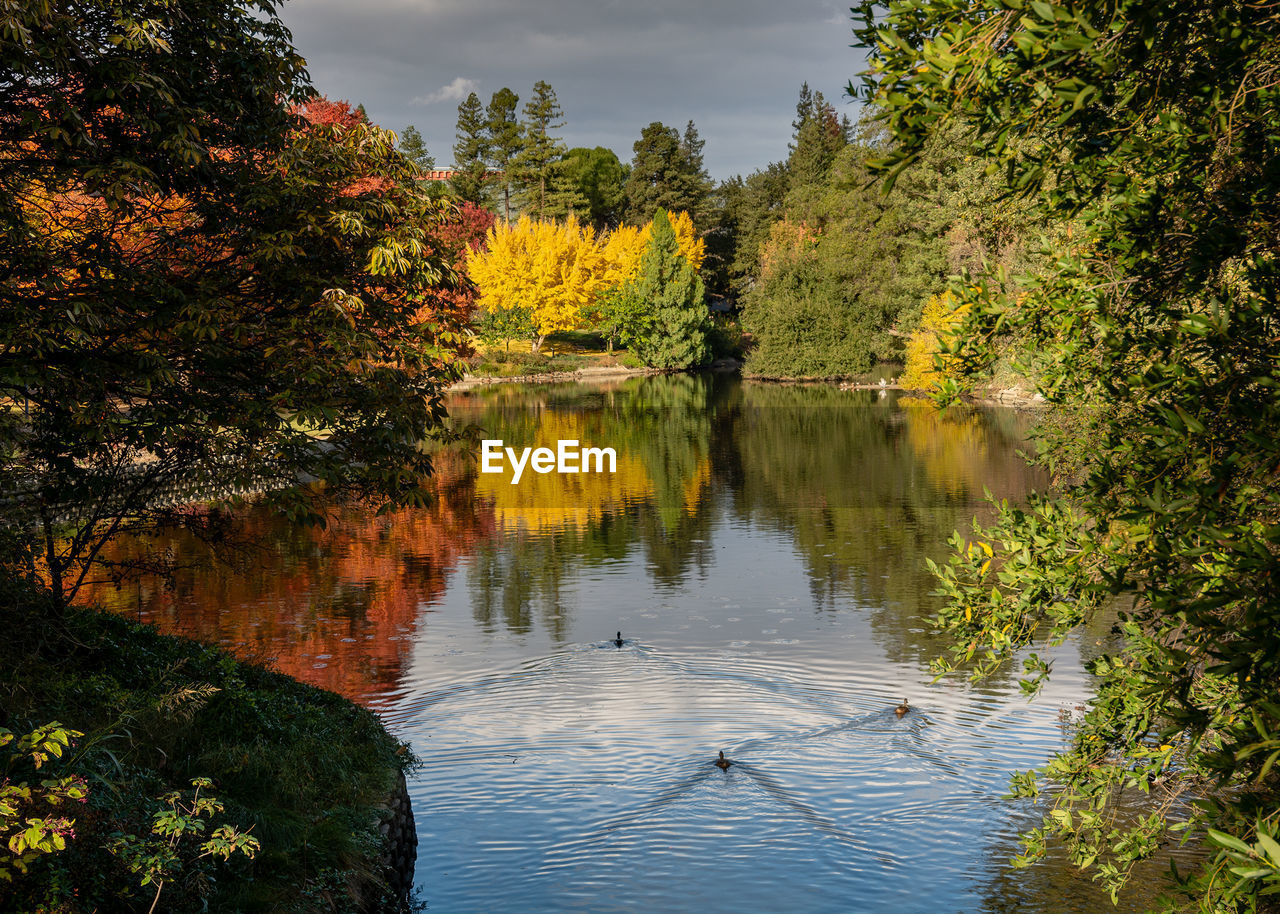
91;376;1169;912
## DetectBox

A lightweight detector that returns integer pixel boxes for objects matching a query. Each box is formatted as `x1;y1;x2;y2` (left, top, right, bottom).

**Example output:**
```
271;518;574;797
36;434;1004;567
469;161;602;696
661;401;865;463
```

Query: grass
0;580;411;913
468;330;640;378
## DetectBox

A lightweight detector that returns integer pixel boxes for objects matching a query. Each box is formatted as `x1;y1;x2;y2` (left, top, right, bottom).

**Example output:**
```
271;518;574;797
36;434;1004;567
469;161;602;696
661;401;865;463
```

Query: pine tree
451;91;489;205
512;80;568;220
485;88;523;222
623;121;712;226
628;209;709;369
787;84;847;188
680;120;712;219
397;124;434;173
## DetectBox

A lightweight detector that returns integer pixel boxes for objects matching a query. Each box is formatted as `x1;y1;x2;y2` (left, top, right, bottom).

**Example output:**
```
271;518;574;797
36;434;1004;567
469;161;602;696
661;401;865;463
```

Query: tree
0;0;468;614
740;143;943;378
560;147;628;230
854;0;1280;907
623;122;712;226
595;212;704;352
788;83;848;189
484;88;524;223
512;80;568;220
397;124;435;174
627;210;709;370
467;215;603;351
451;91;489;205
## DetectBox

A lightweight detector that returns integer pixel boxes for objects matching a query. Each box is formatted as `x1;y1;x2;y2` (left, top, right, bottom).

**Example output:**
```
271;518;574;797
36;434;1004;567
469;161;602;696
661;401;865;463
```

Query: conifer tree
788;83;847;188
451;91;489;204
512;80;568;220
624;121;712;225
628;209;710;369
485;88;523;222
397;124;434;173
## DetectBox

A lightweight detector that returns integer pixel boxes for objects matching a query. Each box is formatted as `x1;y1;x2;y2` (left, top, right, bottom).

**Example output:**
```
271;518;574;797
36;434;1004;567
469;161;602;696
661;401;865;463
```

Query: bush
0;584;410;913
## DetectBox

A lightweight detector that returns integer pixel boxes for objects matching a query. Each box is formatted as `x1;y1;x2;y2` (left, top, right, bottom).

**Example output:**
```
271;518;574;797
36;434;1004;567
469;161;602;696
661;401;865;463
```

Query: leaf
1207;829;1254;855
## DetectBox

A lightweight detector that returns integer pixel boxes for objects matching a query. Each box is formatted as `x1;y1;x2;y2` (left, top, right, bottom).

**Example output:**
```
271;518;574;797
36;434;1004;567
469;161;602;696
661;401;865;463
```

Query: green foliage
1;0;468;613
788;83;850;188
397;124;434;173
561;147;628;230
855;0;1280;907
1;724;88;881
108;778;260;913
476;303;535;352
0;585;410;912
512;80;569;220
626;210;710;370
623;122;713;226
484;88;524;222
451;91;490;204
742;145;939;378
704;163;791;297
595;284;649;354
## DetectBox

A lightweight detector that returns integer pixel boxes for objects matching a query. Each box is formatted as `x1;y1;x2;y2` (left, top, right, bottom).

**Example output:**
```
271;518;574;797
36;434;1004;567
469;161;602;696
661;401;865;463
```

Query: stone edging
375;770;417;912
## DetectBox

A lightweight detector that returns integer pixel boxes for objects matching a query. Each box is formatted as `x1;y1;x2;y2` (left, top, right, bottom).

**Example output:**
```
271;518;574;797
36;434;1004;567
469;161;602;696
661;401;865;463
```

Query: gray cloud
277;0;870;179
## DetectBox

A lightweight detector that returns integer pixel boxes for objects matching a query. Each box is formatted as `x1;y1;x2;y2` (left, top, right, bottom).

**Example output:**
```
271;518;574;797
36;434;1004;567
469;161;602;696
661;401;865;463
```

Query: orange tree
0;1;469;612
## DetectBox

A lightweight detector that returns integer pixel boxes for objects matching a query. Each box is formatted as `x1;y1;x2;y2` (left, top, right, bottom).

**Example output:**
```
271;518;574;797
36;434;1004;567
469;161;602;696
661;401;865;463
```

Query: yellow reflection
899;397;992;496
475;410;655;530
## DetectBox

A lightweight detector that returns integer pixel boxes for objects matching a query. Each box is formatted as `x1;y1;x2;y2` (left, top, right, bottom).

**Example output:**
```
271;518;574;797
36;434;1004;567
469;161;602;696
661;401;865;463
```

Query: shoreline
448;363;657;391
451;364;1048;409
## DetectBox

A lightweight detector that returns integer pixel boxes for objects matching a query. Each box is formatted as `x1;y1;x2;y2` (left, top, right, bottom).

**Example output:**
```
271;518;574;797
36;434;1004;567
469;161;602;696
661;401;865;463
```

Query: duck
895;698;911;717
715;750;732;770
614;631;624;648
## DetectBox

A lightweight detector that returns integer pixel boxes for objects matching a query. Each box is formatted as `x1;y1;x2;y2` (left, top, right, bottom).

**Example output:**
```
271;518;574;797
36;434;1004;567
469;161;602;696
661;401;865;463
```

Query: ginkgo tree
467;215;605;351
467;208;709;364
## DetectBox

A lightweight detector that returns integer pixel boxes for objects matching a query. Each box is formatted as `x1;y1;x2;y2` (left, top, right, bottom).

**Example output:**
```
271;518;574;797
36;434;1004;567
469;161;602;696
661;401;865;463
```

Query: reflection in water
85;375;1169;912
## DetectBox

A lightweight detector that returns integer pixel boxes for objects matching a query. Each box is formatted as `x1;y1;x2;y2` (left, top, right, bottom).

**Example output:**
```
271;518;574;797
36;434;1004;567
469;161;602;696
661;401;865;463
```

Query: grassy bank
0;581;411;913
467;331;643;378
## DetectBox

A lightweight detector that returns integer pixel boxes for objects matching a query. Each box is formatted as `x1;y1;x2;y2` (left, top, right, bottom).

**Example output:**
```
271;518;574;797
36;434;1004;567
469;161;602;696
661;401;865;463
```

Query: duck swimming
715;750;731;770
614;631;624;648
895;698;911;717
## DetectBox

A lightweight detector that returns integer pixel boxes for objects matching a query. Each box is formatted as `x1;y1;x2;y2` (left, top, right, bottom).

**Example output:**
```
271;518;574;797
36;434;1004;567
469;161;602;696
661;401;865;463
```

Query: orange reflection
81;463;494;705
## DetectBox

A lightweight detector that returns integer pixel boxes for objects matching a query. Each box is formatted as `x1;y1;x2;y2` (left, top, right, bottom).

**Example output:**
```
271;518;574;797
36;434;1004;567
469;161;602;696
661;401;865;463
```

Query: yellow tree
600;210;705;285
592;210;705;351
661;210;706;272
898;291;970;392
469;215;605;351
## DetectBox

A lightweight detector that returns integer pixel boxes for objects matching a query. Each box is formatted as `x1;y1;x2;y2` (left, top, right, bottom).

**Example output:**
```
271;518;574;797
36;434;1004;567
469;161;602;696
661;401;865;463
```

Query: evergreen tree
561;146;628;230
451;91;489;205
512;80;567;220
788;83;847;188
485;87;523;222
540;160;590;221
629;209;710;369
624;121;712;225
397;124;434;173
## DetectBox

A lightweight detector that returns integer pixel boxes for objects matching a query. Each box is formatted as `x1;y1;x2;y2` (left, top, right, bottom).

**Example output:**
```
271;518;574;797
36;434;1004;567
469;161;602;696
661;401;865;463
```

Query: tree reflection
84;375;1055;703
80;456;492;703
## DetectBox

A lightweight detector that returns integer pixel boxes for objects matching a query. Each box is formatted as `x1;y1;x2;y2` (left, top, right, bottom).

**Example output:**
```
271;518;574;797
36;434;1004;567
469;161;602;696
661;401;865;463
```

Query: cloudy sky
277;0;872;181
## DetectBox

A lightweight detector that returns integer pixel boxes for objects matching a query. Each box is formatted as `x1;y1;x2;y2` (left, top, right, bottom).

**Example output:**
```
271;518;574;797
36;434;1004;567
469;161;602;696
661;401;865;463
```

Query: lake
87;374;1172;912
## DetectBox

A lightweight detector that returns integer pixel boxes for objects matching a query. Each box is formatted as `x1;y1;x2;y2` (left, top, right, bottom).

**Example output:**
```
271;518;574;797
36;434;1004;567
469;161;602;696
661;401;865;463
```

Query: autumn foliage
467;210;704;350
